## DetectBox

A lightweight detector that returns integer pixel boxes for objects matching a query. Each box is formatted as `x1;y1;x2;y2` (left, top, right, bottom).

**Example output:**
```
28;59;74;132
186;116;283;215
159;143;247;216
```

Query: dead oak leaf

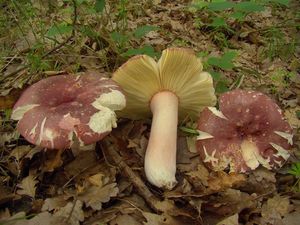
0;212;53;225
207;172;246;192
78;183;119;210
9;145;32;161
53;200;84;225
186;164;209;186
17;175;38;198
109;214;141;225
142;212;181;225
42;196;68;212
261;195;291;220
216;213;239;225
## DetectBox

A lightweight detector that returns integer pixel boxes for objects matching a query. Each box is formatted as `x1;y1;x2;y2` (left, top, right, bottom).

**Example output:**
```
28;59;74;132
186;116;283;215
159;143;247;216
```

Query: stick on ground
100;137;176;213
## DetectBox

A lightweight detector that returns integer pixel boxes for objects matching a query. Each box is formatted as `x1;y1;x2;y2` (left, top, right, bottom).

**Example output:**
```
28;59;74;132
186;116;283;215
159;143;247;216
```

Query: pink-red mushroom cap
11;72;126;149
196;89;293;173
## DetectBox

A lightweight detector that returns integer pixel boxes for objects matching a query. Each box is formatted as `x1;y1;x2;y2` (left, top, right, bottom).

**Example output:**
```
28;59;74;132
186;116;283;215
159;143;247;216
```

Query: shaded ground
0;0;300;224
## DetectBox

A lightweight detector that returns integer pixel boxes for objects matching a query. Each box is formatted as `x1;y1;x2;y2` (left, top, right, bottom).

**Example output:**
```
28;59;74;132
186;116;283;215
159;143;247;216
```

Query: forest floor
0;0;300;225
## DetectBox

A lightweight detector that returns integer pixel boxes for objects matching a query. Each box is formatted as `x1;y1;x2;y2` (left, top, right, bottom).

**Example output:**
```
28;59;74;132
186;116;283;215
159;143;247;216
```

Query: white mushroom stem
144;91;178;189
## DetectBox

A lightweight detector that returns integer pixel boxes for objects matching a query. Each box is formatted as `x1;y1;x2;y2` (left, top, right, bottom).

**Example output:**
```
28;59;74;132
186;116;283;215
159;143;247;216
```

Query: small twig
101;137;176;213
62;166;90;189
66;198;78;223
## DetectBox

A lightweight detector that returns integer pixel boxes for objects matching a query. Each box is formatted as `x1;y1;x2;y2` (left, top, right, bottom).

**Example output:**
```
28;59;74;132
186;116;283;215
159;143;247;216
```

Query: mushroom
196;89;293;173
11;72;126;150
112;48;216;189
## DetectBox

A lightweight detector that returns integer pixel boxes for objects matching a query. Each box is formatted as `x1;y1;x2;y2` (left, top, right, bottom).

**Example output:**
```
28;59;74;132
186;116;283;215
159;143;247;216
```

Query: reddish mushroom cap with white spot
196;89;293;173
11;72;126;149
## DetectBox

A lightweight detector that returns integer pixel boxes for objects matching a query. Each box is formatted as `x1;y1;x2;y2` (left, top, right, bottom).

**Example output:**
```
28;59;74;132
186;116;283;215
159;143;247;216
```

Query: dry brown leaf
142;212;181;225
78;183;119;210
0;208;11;220
0;130;19;147
9;146;32;161
87;173;106;187
42;196;68;212
282;211;300;225
44;150;64;172
17;174;38;198
53;200;84;225
216;213;239;225
208;172;246;192
109;214;142;225
186;164;209;186
261;195;291;220
0;212;53;225
65;151;98;178
253;168;276;183
25;146;44;160
284;106;300;128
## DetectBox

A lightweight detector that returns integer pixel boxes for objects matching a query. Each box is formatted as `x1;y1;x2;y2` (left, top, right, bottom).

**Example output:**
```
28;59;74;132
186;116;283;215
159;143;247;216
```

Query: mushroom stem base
145;91;178;189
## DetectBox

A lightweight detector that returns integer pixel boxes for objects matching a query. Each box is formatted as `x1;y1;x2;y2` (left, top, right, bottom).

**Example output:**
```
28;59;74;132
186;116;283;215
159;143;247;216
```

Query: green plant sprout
288;162;300;192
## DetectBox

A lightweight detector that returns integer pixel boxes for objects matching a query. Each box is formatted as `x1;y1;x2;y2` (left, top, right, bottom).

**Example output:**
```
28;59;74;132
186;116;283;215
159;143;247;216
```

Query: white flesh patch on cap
92;90;126;111
270;142;290;160
203;146;218;166
11;104;39;120
88;106;117;133
196;130;214;140
88;90;126;134
29;122;38;138
44;128;56;149
241;140;271;170
37;117;47;145
208;107;228;120
59;113;81;130
274;131;293;145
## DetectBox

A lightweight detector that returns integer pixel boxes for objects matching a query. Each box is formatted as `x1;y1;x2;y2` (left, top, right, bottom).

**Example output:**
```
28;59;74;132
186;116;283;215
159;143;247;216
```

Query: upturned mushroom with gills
112;48;216;189
11;72;126;155
196;89;293;173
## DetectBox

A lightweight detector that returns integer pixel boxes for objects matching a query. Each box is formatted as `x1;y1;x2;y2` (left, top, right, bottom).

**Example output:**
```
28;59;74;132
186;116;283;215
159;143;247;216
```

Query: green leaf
207;1;235;11
215;80;229;94
190;2;209;10
288;162;300;178
95;0;105;13
296;110;300;119
179;126;199;136
210;71;222;81
133;25;158;39
122;45;157;58
47;23;72;37
210;17;227;28
197;51;209;58
234;2;265;13
207;51;237;70
230;11;246;21
110;32;129;44
270;0;290;6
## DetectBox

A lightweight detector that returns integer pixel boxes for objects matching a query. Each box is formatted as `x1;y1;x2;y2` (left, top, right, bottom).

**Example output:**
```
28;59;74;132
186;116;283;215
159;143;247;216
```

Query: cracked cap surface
12;72;126;149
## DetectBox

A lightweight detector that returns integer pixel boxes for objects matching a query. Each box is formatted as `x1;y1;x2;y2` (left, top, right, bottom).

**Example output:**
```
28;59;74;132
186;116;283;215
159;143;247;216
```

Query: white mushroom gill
11;104;39;120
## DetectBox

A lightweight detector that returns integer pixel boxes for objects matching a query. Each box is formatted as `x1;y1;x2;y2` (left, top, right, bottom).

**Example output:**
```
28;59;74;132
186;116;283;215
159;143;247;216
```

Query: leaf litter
0;0;300;225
